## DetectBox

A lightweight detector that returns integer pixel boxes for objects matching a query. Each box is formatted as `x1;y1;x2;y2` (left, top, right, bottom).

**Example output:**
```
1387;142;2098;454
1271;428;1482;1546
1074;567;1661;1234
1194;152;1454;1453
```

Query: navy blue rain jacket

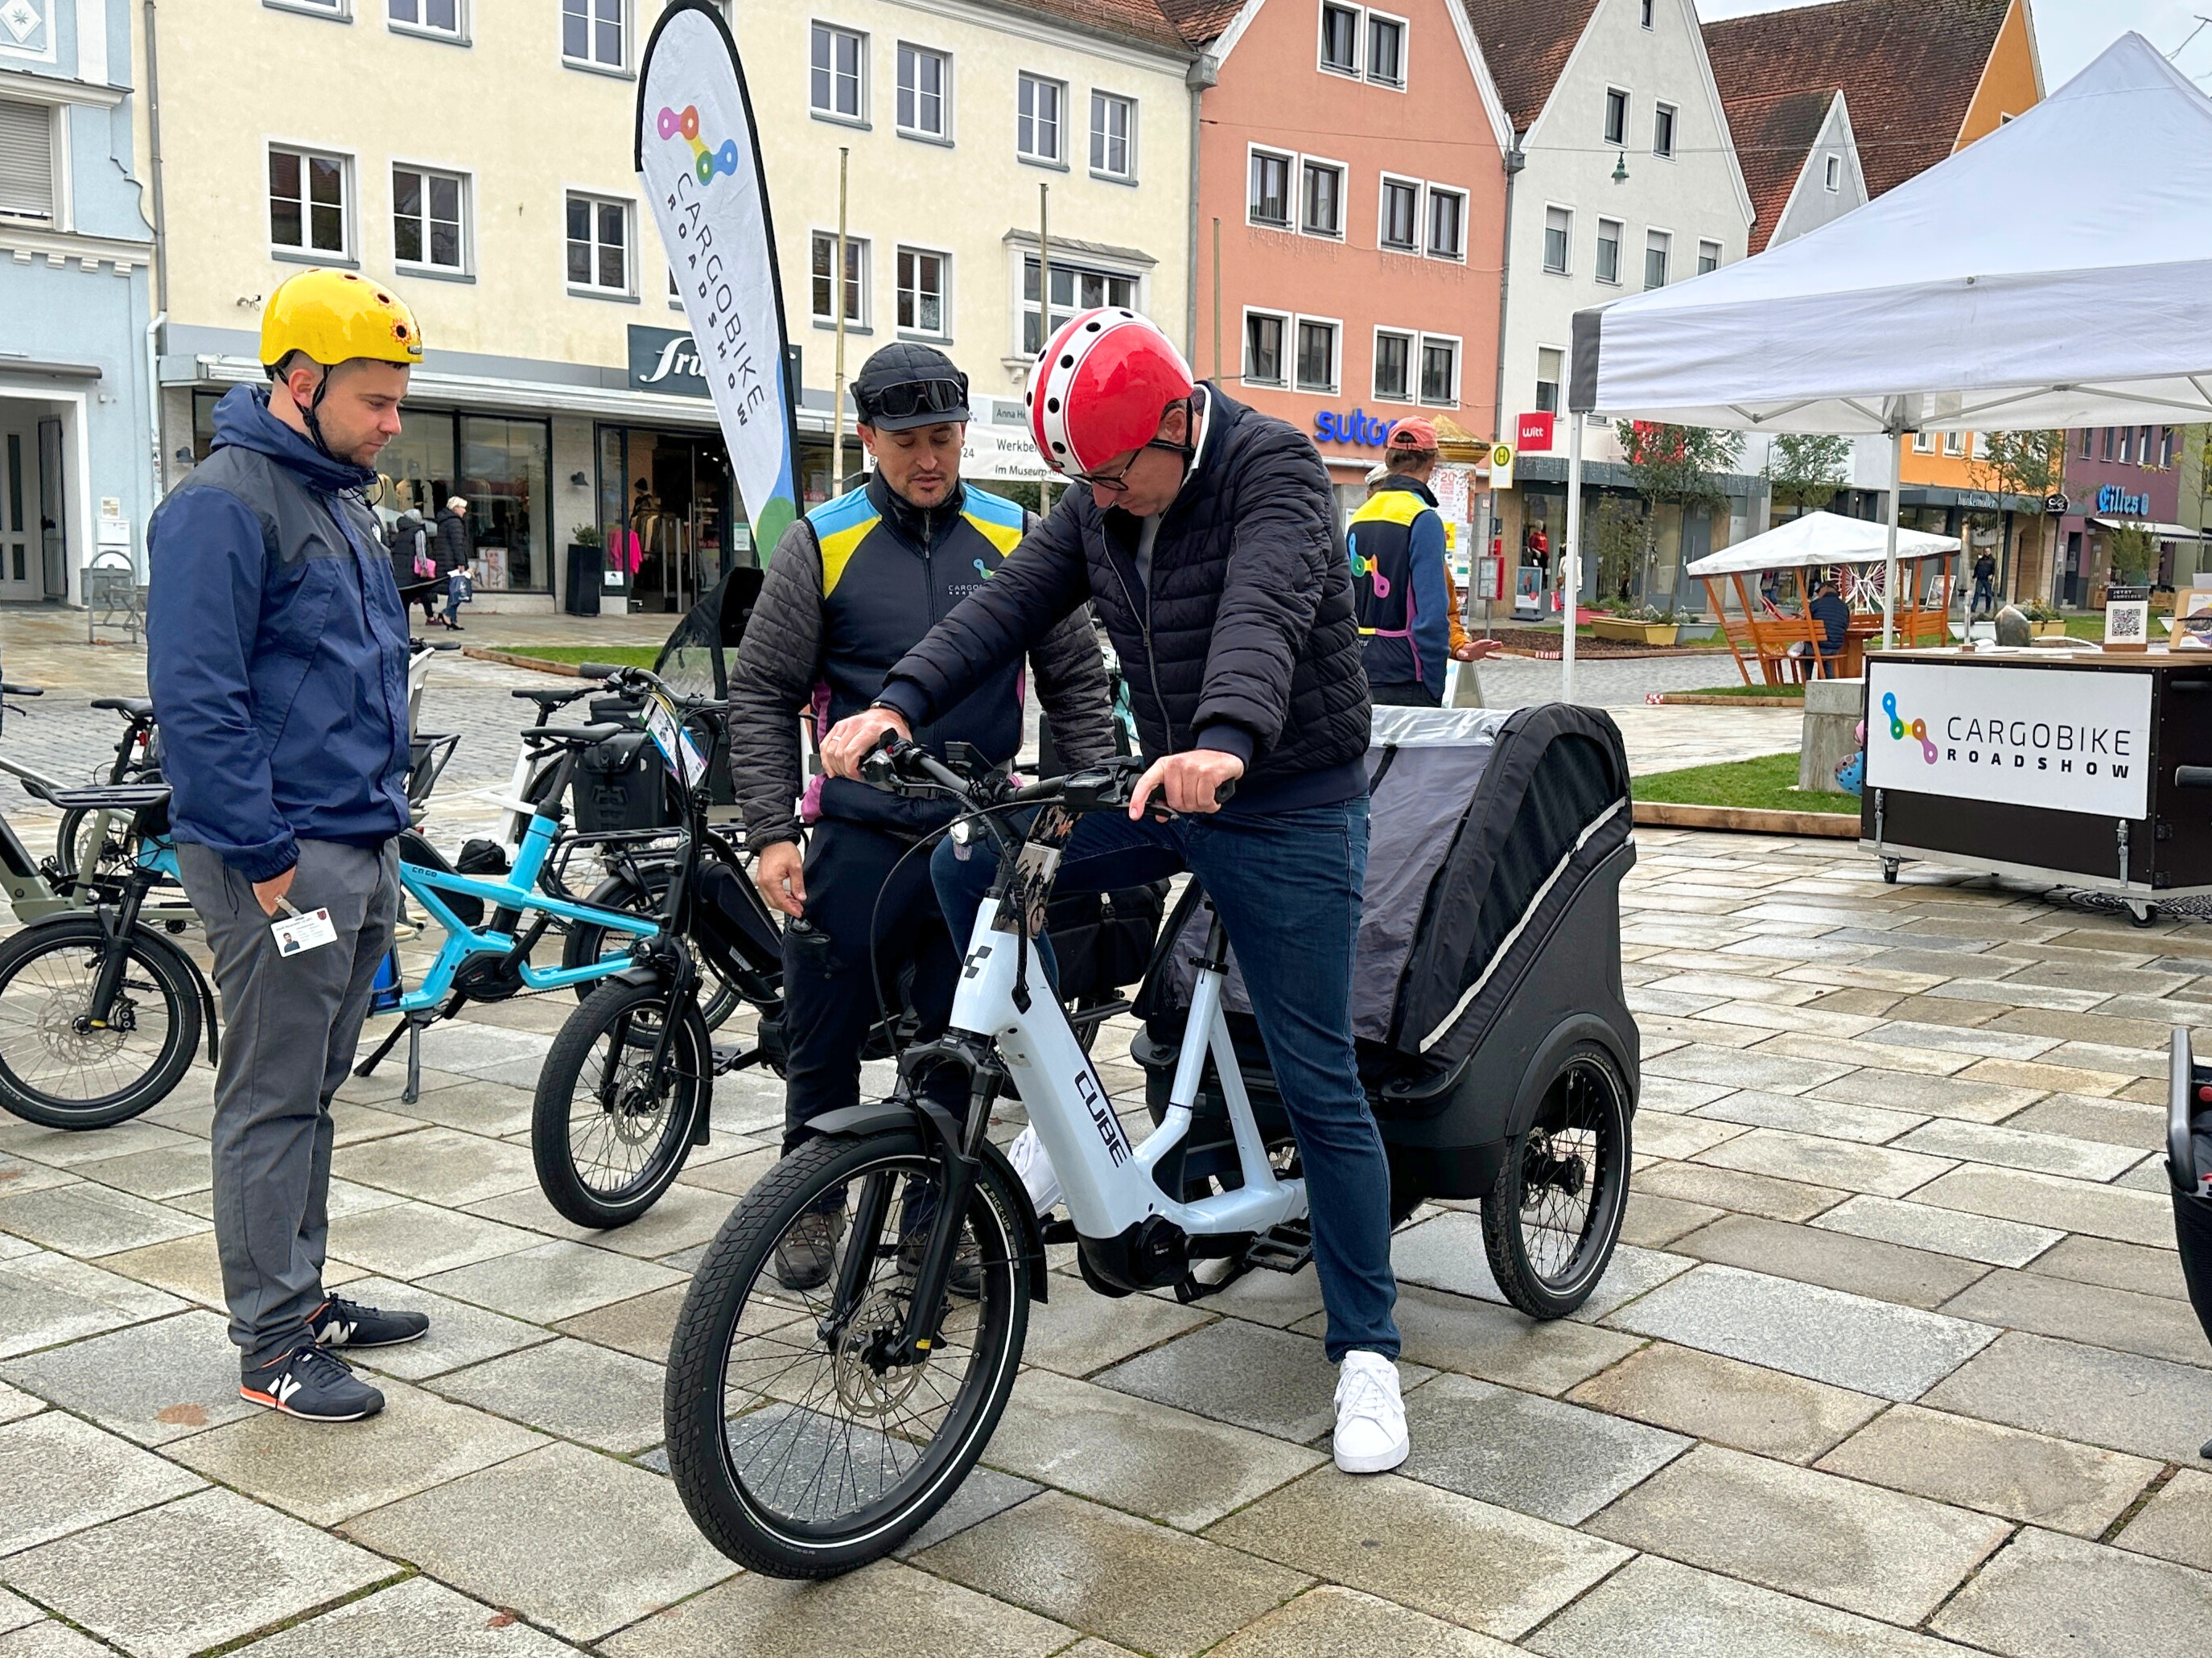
146;385;412;881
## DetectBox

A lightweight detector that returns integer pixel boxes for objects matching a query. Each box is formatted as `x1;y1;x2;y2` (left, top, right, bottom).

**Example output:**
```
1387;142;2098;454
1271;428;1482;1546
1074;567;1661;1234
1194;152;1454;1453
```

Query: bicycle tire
562;867;743;1031
1479;1041;1633;1320
664;1129;1029;1577
53;807;138;885
0;916;200;1129
532;976;709;1227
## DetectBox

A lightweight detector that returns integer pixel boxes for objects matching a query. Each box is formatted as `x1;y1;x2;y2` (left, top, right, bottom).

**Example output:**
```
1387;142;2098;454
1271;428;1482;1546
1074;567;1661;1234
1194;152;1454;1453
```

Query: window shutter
0;99;56;221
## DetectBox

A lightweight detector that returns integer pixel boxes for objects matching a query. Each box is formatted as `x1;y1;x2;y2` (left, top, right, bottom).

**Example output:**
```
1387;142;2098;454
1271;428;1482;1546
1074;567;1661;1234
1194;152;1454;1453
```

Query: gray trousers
176;838;398;1364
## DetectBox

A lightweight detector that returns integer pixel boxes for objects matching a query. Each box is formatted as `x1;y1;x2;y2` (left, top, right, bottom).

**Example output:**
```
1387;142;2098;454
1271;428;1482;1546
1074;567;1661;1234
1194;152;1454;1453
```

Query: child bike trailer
1132;702;1639;1317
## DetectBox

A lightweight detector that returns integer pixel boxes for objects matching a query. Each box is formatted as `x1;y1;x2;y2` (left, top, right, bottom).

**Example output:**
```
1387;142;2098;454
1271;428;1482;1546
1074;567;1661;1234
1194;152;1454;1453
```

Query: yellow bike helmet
260;269;423;370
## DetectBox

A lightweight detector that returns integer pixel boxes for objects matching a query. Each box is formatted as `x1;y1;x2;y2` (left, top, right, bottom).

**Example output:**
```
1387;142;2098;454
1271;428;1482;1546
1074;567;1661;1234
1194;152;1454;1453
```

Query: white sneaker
1007;1126;1061;1216
1333;1351;1408;1474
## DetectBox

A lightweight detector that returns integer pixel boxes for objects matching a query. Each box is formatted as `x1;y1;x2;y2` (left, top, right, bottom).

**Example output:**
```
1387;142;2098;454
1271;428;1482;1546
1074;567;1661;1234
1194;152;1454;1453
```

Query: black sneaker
241;1344;385;1421
310;1294;430;1351
772;1203;846;1292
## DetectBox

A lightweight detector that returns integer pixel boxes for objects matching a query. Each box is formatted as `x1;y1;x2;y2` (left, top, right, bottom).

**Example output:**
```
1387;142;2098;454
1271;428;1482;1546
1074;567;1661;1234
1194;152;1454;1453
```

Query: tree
1591;497;1642;605
1764;433;1852;520
2106;521;2158;586
1968;430;2066;601
1615;421;1744;606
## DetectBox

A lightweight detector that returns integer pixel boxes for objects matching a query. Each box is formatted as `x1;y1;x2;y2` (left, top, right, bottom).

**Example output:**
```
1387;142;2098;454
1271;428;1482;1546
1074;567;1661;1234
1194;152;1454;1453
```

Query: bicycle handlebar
2177;766;2212;790
0;682;43;697
575;662;627;682
859;734;1234;816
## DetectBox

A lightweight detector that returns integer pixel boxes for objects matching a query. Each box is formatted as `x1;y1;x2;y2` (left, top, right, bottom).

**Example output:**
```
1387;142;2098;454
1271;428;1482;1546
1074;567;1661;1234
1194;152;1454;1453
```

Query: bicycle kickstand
402;1016;426;1105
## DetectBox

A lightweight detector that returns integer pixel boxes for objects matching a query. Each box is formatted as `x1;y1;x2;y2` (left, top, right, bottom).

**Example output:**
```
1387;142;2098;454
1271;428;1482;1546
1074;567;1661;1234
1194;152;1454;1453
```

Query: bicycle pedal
1242;1220;1313;1275
711;1043;763;1076
1037;1216;1078;1246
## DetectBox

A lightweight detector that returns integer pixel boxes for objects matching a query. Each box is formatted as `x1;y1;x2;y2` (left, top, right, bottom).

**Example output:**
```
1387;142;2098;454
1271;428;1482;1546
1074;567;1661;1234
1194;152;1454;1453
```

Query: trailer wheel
1882;859;1900;884
1480;1042;1631;1320
2129;901;2159;928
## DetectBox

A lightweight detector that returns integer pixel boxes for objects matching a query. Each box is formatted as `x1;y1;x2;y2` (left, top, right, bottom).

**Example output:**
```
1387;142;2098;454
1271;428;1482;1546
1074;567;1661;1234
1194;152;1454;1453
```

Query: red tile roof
1158;0;1248;47
1724;87;1841;252
1458;0;1603;134
1702;0;2012;200
998;0;1194;55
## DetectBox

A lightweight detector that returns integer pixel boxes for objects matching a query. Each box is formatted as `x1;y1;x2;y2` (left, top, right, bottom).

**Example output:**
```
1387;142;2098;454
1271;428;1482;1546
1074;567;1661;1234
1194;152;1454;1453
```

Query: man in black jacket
820;310;1407;1475
728;343;1114;1286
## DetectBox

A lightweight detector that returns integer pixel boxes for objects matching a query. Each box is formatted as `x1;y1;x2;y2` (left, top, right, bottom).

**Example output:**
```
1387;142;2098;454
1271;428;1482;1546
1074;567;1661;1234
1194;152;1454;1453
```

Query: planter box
1592;619;1680;646
2030;620;2068;637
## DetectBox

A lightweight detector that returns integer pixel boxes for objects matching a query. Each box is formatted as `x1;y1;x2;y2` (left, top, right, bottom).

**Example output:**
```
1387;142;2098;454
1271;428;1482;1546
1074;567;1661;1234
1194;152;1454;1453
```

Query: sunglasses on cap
862;377;968;422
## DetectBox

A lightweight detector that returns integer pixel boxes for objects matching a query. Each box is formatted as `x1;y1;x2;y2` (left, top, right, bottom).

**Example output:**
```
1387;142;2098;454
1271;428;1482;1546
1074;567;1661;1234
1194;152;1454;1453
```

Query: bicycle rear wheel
1480;1041;1632;1319
532;977;709;1226
0;916;199;1129
664;1129;1028;1577
562;866;742;1031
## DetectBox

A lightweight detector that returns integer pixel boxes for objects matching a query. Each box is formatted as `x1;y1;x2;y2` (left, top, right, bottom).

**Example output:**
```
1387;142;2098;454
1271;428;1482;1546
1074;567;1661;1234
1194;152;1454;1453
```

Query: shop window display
459;415;550;592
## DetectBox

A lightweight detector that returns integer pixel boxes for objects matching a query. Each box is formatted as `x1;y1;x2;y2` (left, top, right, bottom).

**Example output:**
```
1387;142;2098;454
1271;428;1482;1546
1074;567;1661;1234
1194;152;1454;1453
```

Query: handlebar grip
2177;767;2212;790
575;662;624;681
0;682;43;696
1214;778;1237;804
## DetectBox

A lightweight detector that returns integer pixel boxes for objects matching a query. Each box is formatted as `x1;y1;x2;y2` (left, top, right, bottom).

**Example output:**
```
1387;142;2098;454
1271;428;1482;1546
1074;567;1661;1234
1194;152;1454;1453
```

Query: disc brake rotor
830;1286;929;1418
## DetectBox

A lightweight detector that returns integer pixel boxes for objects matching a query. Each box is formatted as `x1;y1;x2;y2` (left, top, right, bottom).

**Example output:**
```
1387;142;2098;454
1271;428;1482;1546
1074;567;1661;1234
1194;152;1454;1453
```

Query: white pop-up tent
1683;511;1959;578
1558;33;2212;693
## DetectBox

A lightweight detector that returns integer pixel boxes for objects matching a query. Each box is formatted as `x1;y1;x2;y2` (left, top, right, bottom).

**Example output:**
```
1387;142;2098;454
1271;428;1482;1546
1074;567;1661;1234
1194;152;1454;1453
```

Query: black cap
853;341;970;431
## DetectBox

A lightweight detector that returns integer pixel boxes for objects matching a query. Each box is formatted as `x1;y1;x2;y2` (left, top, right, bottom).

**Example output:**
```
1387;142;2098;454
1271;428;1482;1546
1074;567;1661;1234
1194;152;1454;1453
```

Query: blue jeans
932;798;1400;1362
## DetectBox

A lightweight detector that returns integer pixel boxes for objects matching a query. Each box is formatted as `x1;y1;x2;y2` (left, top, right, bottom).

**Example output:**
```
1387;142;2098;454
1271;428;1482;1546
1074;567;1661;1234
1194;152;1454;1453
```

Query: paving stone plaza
2;619;2210;1656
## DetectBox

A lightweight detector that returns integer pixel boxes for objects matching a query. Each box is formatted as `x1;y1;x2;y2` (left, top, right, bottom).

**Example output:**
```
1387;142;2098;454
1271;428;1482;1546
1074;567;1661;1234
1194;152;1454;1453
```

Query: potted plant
2020;599;2067;638
1592;603;1689;646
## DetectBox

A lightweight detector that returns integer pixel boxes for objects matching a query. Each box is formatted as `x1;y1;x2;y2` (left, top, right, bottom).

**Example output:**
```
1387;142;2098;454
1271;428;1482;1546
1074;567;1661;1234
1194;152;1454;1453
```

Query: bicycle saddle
513;687;592;707
518;722;627;745
89;697;156;720
26;780;172;813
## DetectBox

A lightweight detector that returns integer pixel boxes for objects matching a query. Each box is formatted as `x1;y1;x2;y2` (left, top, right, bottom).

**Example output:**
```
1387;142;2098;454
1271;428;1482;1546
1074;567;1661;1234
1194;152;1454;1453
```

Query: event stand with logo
1862;648;2212;922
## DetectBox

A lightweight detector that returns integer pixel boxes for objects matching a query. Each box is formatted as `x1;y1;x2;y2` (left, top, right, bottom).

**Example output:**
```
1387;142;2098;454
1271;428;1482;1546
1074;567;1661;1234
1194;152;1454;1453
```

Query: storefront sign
2045;494;2070;515
628;325;711;397
1313;408;1398;447
2096;484;2151;516
637;1;801;553
1864;660;2152;820
1517;412;1555;452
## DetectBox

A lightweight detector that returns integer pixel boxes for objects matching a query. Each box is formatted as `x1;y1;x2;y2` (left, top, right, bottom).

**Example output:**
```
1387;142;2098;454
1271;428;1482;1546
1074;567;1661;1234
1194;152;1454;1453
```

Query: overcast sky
1693;0;2212;91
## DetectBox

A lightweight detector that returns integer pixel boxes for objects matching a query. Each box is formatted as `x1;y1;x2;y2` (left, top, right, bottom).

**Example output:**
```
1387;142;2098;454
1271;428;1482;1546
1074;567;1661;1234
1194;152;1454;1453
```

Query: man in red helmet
820;308;1408;1475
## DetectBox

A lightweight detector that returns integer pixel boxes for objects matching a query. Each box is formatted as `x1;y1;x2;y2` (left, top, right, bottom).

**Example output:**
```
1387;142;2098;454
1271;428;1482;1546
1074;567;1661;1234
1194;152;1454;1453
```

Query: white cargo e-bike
663;738;1326;1576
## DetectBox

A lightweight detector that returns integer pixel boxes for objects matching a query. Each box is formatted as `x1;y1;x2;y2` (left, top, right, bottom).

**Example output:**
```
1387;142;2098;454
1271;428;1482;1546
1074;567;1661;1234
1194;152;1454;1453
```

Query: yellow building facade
138;0;1192;611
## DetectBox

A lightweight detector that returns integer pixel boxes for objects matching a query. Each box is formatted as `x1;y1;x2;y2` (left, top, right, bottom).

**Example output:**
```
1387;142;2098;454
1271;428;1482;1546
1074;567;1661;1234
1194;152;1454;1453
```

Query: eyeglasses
861;376;968;422
1069;435;1187;494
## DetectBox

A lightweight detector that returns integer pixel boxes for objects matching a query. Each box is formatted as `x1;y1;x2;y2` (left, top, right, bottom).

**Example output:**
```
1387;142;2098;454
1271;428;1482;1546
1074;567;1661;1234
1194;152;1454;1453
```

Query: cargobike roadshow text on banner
634;0;801;557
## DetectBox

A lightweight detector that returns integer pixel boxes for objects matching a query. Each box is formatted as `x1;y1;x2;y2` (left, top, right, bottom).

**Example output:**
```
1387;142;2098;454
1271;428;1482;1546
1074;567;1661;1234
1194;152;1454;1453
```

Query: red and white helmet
1026;308;1195;477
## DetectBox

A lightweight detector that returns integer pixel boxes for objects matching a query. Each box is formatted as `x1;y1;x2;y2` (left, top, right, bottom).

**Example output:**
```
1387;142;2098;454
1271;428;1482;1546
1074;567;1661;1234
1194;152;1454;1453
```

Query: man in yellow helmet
147;269;430;1423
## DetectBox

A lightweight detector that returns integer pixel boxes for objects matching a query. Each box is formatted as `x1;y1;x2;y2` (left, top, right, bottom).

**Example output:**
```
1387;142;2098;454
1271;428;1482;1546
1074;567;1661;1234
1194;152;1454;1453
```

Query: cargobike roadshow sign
1864;660;2152;821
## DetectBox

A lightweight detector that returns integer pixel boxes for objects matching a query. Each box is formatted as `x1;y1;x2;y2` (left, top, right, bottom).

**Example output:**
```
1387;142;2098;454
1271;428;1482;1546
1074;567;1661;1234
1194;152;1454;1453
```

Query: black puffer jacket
879;386;1370;806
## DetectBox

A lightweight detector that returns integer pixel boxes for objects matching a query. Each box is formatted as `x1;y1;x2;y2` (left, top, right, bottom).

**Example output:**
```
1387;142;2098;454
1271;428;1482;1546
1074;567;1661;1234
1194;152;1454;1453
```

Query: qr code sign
2111;607;2145;641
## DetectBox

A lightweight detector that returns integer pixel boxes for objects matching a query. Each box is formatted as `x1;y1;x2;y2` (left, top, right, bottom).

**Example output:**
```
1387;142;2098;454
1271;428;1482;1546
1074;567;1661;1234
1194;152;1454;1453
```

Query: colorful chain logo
657;105;740;186
1349;545;1391;599
1881;690;1938;763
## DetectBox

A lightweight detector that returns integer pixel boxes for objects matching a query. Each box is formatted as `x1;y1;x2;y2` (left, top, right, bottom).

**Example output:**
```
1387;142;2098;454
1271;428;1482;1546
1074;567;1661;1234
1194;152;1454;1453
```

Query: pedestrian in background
1971;548;1996;616
435;495;471;631
386;507;437;627
146;269;434;1423
1349;420;1497;707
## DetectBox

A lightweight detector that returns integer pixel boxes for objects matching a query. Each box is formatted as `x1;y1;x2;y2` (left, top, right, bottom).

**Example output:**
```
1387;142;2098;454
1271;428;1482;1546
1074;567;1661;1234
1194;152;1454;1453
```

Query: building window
1640;0;1654;25
896;246;945;334
2118;426;2133;463
1379;175;1418;250
566;193;631;293
2081;430;2095;459
1245;310;1287;385
1373;327;1411;400
1023;255;1135;353
1018;74;1065;163
1249;148;1291;227
1427;187;1464;258
896;43;947;138
1653;102;1675;158
1942;432;1964;457
1091;92;1135;180
810;231;867;324
1301;159;1343;237
389;0;461;38
1824;153;1841;191
1367;12;1404;86
1320;2;1359;73
1419;334;1457;405
1543;205;1571;274
2103;426;2115;460
392;165;466;272
2139;426;2153;466
1604;87;1628;147
270;146;348;256
1697;239;1720;275
1595;217;1621;284
1644;228;1669;290
561;0;623;70
0;99;56;224
2164;427;2179;467
459;413;551;593
1913;430;1934;454
1535;347;1562;414
812;23;866;121
1295;318;1339;393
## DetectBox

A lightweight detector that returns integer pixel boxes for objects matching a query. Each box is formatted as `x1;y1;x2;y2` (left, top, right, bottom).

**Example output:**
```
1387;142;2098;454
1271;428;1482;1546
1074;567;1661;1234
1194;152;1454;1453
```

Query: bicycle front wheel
665;1129;1029;1578
0;916;200;1129
532;977;709;1227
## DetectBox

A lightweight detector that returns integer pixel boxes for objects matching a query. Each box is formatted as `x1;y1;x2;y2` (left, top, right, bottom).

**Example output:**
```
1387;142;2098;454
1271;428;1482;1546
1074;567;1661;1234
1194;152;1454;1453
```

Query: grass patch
495;644;663;669
1672;683;1805;700
1635;751;1859;816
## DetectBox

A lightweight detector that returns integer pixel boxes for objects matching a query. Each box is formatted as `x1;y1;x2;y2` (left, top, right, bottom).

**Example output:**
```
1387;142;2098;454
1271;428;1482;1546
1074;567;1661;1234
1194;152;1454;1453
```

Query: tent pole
1883;428;1903;650
1563;414;1584;703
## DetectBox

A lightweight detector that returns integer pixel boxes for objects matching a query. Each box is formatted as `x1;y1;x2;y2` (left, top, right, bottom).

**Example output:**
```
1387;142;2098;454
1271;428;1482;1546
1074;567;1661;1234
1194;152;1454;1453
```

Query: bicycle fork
81;878;154;1029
